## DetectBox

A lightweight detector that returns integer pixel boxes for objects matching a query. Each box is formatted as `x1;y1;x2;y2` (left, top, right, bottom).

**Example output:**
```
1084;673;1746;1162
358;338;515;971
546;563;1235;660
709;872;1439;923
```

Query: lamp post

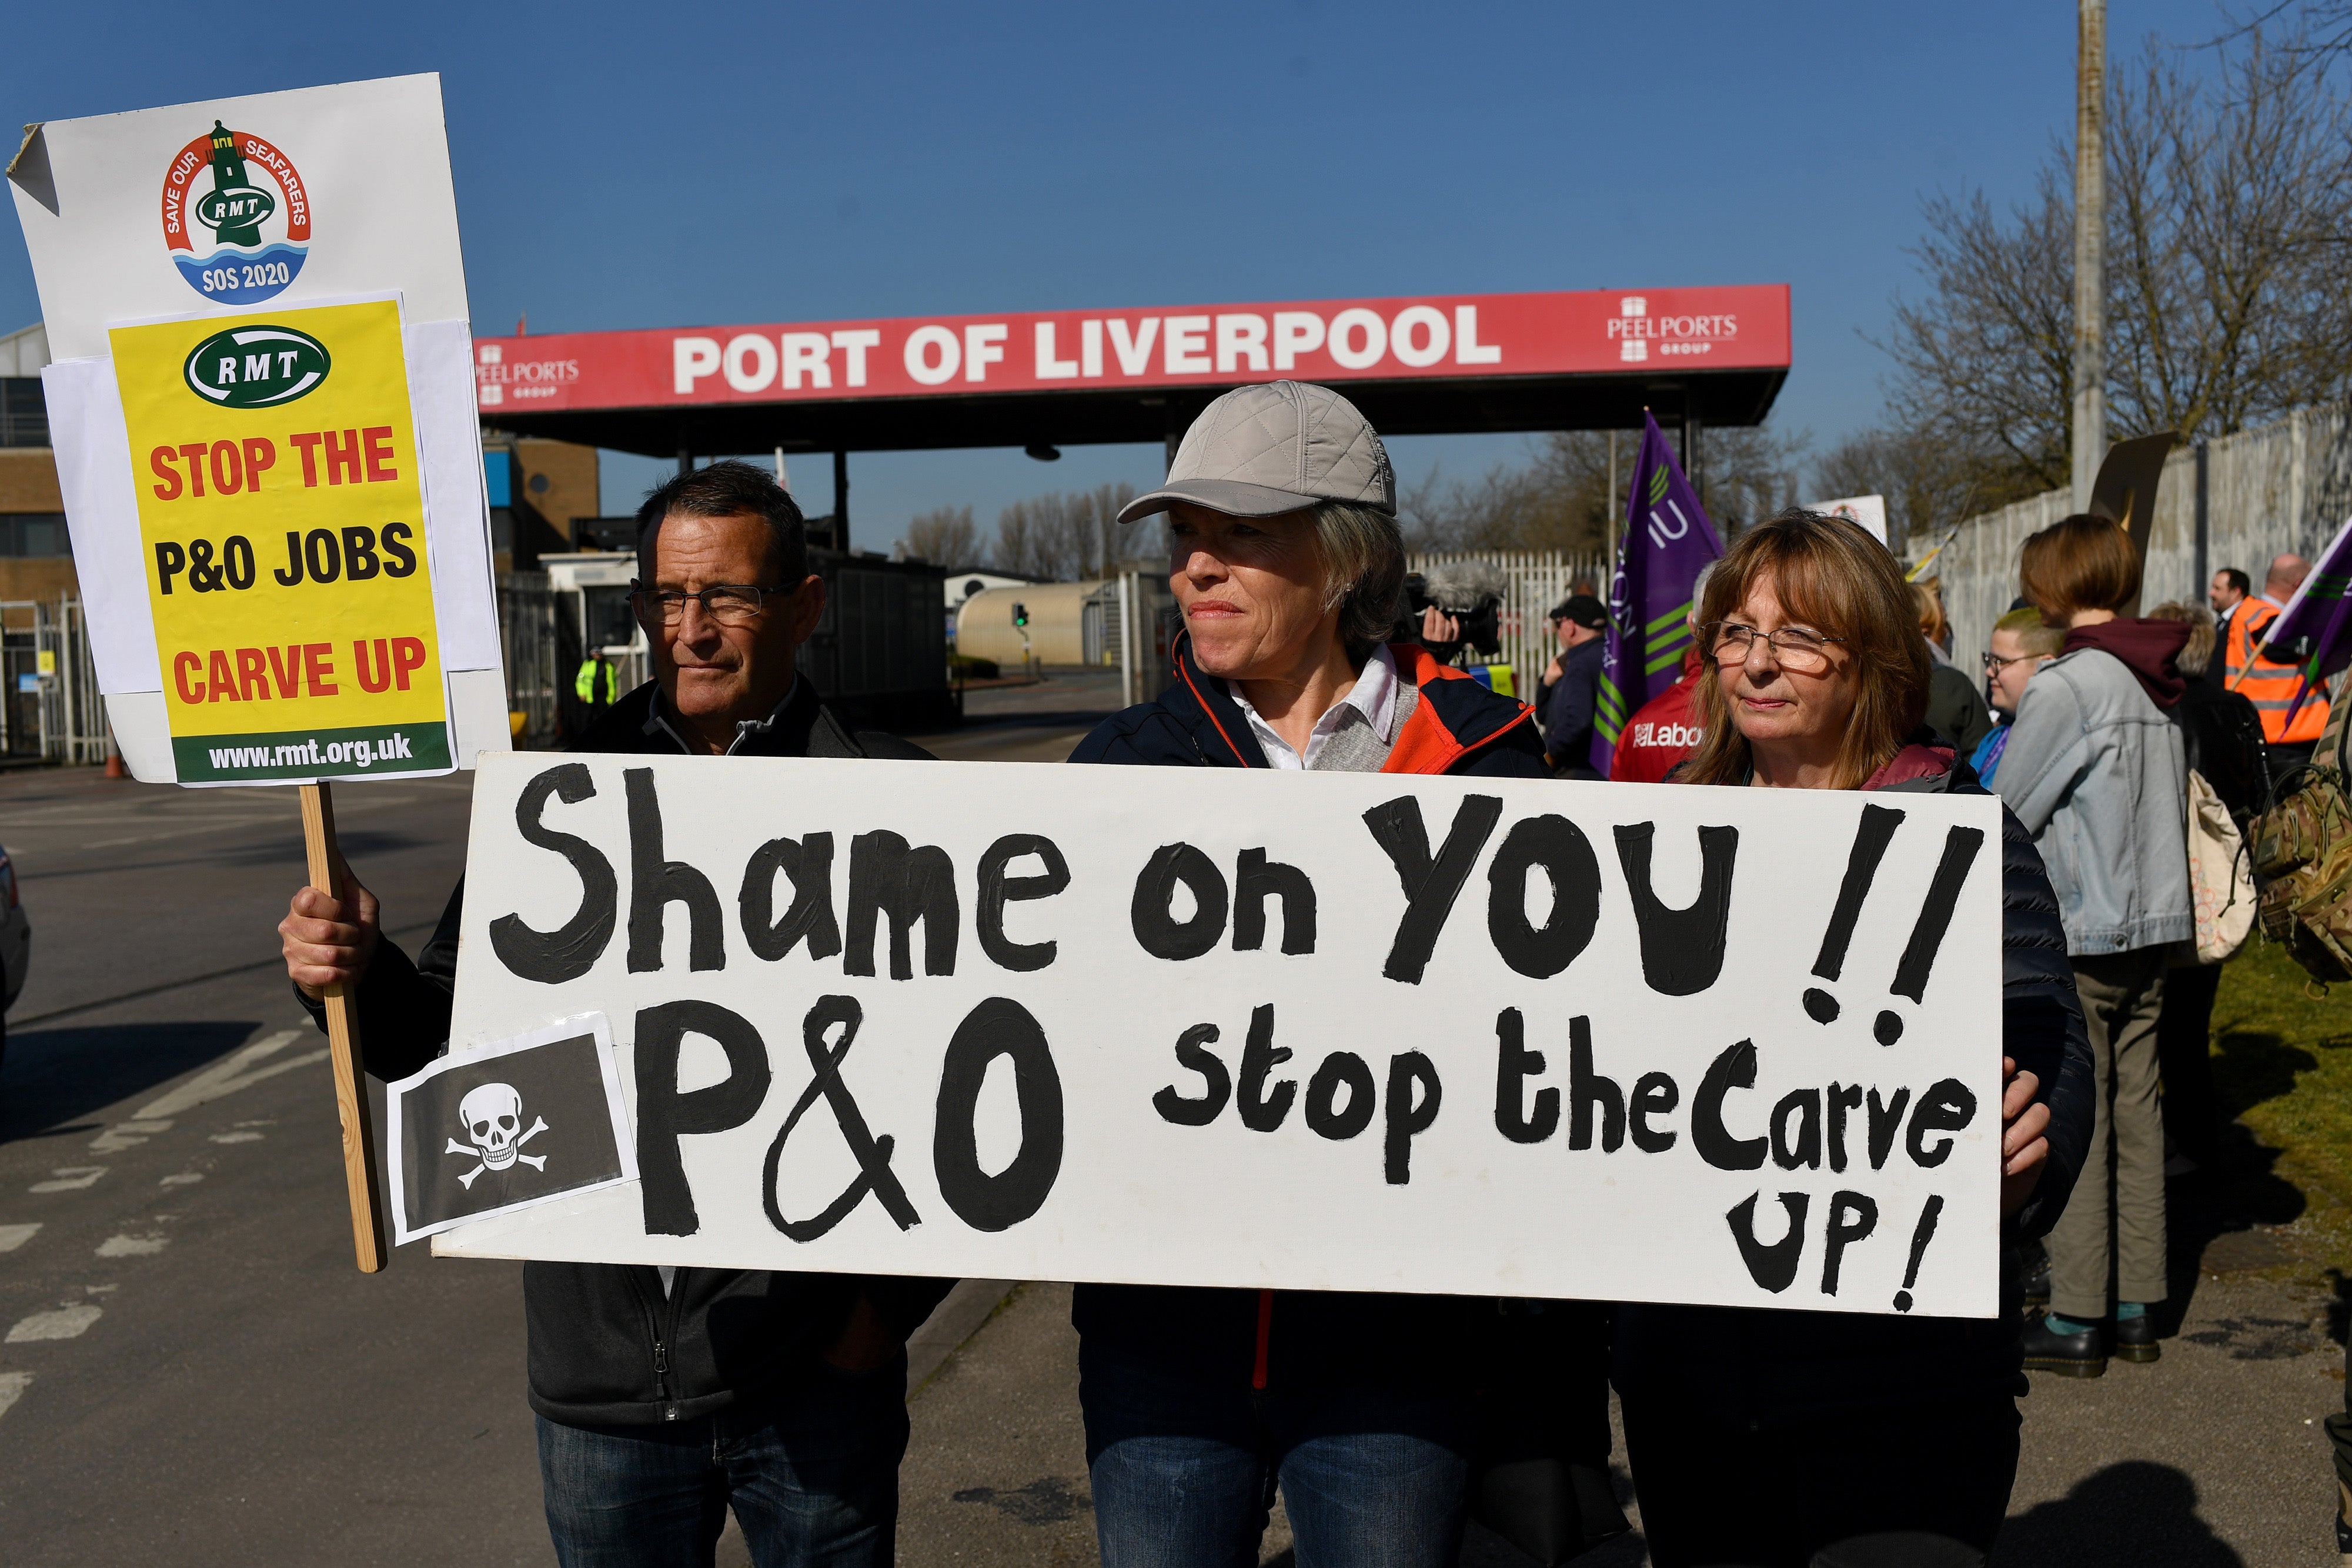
2072;0;2106;515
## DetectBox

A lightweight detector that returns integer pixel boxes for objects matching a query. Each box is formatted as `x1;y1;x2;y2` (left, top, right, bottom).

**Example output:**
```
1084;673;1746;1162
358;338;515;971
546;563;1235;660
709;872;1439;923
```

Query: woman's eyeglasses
629;582;789;627
1705;621;1843;673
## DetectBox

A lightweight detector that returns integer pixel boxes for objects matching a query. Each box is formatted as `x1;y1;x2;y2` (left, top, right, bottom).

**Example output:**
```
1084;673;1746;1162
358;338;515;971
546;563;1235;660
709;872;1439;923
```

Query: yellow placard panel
109;298;449;781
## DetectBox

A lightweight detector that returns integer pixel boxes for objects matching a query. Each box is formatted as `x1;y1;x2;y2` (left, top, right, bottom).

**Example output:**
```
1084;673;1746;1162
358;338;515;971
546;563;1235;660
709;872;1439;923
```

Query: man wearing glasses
278;460;950;1566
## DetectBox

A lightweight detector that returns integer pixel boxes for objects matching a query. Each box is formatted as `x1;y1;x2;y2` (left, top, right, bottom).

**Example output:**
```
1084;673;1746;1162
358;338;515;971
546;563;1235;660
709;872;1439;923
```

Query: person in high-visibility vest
2224;552;2329;767
573;654;622;713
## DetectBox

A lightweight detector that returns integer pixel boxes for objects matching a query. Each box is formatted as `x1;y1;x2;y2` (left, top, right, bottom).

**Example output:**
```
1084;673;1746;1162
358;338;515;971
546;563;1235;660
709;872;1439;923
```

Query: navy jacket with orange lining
1071;637;1552;777
1067;638;1551;1393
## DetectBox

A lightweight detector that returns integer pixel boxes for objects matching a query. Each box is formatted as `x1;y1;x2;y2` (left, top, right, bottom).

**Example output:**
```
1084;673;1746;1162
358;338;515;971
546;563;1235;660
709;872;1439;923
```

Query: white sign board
1810;494;1889;547
7;73;505;783
436;755;2006;1319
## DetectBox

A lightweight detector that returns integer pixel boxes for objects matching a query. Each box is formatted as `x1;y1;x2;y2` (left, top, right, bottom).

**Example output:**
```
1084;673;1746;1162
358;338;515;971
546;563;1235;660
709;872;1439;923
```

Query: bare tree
1812;426;1989;554
1880;176;2077;498
1880;26;2352;506
990;482;1142;578
900;505;977;566
1404;425;1806;555
1700;424;1811;534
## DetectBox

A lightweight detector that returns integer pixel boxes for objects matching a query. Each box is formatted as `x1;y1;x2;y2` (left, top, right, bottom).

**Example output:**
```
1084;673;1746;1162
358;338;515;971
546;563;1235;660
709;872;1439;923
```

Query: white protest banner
437;755;2006;1319
8;74;506;1270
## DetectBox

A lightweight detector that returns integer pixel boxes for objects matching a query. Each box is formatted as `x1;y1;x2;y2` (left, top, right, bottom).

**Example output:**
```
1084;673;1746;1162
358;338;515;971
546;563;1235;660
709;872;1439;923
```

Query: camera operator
1538;596;1610;778
1397;560;1511;670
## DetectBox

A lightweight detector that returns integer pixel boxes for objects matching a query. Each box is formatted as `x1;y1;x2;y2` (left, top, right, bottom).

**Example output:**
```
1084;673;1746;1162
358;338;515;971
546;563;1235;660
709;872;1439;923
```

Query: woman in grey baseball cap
1067;383;1616;1564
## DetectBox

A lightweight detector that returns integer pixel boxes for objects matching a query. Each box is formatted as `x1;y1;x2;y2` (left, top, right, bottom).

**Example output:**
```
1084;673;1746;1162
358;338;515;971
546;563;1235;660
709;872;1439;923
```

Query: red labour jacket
1607;648;1705;784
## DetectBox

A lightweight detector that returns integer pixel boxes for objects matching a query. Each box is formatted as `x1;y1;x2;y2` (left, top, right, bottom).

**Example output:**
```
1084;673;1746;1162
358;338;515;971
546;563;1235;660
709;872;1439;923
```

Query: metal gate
497;573;564;748
0;599;106;764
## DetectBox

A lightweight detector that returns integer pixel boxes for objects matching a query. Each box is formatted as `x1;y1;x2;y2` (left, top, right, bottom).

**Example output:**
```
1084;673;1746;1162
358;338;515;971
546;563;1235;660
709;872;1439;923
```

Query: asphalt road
2;670;2346;1566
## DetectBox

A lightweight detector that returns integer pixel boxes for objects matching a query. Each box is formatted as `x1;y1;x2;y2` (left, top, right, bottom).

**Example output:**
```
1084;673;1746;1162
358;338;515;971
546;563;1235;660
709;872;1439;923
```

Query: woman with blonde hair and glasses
1613;509;2094;1567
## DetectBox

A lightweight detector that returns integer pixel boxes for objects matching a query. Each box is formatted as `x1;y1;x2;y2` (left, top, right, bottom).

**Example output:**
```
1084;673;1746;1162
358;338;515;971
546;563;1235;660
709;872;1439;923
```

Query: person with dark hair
1616;508;2093;1566
1997;514;2193;1378
1537;594;1609;777
1072;382;1615;1567
2142;601;2269;1176
2209;567;2251;623
278;459;952;1566
1915;579;1993;754
2224;553;2331;764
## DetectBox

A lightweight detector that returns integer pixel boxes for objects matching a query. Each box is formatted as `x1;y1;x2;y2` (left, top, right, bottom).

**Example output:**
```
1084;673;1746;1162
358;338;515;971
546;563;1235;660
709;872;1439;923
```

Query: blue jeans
536;1357;909;1568
1080;1341;1471;1568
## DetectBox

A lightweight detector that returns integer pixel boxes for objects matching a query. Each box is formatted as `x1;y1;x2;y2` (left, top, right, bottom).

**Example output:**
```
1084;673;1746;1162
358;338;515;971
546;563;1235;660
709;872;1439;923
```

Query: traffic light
1012;602;1029;628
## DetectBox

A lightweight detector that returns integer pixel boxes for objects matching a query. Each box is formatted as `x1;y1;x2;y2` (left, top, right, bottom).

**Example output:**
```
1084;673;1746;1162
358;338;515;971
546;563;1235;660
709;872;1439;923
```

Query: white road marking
29;1169;105;1193
95;1235;167;1258
0;1224;39;1253
209;1132;265;1145
88;1120;173;1154
0;1370;29;1420
135;1030;327;1120
7;1305;101;1342
158;1174;203;1187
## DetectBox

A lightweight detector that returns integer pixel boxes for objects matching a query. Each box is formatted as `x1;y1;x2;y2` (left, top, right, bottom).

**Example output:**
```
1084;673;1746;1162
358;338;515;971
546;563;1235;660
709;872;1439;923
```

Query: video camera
1399;559;1509;660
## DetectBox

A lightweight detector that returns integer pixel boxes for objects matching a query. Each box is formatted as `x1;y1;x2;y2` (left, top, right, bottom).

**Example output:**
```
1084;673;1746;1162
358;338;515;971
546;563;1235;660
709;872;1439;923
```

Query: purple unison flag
2262;513;2352;723
1594;413;1724;774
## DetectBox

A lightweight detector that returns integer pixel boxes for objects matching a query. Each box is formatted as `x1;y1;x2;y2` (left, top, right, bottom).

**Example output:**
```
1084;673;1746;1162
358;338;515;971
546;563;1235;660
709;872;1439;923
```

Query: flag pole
299;780;390;1272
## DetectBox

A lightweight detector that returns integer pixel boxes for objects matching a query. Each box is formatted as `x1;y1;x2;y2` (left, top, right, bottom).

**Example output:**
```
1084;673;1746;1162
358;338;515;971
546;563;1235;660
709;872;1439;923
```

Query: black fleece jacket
302;678;956;1427
1067;638;1555;1390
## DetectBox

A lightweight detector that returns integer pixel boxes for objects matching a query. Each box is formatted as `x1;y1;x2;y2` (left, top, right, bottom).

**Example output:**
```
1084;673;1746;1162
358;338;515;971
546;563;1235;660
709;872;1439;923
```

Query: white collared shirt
1229;644;1400;770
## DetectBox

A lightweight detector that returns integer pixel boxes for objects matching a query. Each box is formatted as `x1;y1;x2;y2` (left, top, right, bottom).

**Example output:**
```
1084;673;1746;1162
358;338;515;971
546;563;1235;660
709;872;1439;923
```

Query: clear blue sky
2;1;2236;553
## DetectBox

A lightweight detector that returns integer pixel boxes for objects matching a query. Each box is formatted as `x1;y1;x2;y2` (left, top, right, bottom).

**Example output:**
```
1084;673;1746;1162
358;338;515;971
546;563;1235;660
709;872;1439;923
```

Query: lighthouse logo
160;122;310;305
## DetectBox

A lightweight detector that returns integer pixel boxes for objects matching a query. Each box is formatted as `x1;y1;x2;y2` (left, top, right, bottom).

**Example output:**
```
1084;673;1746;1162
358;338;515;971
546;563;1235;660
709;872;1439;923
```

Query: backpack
2183;768;2254;963
2249;670;2352;985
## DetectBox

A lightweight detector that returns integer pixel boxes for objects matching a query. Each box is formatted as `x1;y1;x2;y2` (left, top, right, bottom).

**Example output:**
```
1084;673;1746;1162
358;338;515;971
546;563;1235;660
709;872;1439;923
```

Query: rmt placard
435;755;2006;1318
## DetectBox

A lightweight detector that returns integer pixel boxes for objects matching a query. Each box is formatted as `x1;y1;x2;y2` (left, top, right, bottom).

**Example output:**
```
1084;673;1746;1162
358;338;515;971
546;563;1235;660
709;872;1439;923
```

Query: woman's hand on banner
280;871;382;999
1997;1055;2049;1219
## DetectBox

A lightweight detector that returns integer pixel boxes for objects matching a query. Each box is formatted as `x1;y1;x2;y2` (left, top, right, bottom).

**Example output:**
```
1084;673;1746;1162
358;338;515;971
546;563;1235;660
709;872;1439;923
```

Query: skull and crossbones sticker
446;1082;548;1189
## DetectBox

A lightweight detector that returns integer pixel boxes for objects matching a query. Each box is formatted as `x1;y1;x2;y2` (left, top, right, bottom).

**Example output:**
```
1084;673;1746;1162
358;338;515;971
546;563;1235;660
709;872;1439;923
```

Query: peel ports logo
160;121;310;305
183;325;331;407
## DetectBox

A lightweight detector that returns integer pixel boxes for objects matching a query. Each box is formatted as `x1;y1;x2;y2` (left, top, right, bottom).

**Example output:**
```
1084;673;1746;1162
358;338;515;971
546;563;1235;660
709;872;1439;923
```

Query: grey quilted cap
1116;380;1395;524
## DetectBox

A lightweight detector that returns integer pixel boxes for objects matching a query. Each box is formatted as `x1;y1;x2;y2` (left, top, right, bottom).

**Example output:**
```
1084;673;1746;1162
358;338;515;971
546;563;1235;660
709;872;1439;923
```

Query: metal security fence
0;599;108;765
1929;404;2352;668
498;572;564;749
1406;550;1612;697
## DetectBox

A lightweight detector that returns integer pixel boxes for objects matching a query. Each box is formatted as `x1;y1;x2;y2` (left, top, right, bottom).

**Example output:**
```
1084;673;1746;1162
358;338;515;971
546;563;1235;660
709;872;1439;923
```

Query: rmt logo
182;324;331;409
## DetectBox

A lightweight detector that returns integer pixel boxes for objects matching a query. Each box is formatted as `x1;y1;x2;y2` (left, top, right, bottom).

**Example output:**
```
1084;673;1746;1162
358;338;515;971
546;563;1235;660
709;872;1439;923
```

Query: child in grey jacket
1994;515;2192;1377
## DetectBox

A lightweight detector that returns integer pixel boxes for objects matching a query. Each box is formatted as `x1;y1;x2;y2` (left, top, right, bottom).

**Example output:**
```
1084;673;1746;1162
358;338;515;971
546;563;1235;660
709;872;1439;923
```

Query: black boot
2022;1249;2050;1310
2021;1310;2106;1378
2113;1311;2161;1364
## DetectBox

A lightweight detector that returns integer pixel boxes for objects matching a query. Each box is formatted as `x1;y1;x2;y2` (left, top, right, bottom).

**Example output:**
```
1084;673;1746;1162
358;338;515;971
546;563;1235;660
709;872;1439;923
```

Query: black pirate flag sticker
386;1013;636;1244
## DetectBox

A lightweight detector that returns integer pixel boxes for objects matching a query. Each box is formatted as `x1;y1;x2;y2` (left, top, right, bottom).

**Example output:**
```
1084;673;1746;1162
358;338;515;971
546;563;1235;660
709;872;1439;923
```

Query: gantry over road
472;285;1790;541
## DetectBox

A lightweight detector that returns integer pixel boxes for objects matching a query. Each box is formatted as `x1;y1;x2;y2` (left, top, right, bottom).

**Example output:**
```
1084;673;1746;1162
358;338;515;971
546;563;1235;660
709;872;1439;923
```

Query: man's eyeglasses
1705;621;1843;673
1982;648;2037;673
629;581;791;627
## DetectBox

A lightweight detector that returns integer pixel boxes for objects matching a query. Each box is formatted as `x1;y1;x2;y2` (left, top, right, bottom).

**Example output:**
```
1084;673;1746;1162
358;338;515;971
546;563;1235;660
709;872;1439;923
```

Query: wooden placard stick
299;781;390;1273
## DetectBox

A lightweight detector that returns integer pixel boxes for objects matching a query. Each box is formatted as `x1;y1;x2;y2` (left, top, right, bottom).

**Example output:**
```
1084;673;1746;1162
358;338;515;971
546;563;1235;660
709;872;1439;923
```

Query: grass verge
2209;935;2352;1274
